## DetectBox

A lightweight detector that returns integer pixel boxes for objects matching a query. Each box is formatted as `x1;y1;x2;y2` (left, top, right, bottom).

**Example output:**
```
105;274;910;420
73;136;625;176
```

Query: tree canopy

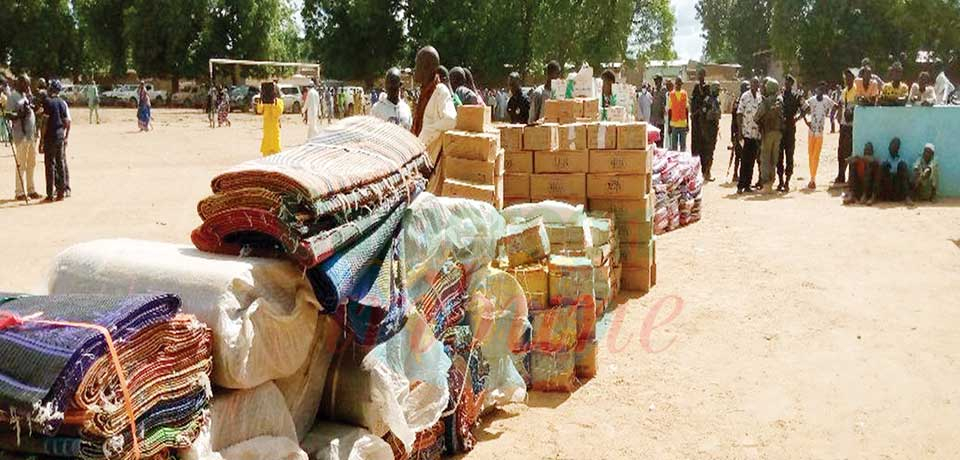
697;0;960;82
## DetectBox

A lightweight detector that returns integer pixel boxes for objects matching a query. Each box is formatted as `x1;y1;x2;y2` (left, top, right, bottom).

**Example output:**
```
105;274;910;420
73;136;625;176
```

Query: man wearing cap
41;79;70;201
913;143;938;201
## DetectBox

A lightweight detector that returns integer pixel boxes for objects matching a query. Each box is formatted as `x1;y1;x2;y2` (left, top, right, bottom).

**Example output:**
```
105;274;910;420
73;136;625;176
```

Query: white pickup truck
102;84;168;107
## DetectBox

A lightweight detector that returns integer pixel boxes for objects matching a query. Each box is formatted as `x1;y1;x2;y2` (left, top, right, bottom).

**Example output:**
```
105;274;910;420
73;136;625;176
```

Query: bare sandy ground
2;108;959;459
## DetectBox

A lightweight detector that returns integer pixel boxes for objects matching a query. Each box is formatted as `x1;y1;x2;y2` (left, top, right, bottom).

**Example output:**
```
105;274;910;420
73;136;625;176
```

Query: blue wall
853;106;960;197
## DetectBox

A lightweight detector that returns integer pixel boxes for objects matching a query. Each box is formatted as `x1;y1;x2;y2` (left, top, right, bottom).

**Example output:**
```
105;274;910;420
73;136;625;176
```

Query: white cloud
671;0;705;61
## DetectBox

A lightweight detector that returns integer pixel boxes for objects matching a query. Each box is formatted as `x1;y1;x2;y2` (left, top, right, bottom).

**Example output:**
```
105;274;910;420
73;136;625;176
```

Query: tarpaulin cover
47;239;321;390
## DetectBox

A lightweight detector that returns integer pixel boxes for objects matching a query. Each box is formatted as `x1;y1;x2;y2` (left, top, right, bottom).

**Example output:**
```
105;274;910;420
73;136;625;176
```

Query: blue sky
671;0;705;60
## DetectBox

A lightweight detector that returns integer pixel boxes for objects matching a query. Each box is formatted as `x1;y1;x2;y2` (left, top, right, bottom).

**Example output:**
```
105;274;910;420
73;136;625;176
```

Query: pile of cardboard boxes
440;105;505;209
498;110;657;294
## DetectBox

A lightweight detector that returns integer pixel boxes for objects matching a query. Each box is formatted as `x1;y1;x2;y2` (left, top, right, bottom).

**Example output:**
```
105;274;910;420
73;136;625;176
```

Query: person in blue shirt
41;80;71;201
880;137;911;204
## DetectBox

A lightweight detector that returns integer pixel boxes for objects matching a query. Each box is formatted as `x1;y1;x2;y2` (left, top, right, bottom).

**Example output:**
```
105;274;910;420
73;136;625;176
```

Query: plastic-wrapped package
499;217;550;268
548;255;596;307
501;200;586;226
319;312;451;452
47;239;320;389
465;267;530;408
219;437;308;460
507;264;549;311
530;350;577;392
275;316;339;440
436;196;506;274
179;382;298;459
529;306;577;353
576;301;597;343
510;351;531;388
574;340;598;379
300;421;394;460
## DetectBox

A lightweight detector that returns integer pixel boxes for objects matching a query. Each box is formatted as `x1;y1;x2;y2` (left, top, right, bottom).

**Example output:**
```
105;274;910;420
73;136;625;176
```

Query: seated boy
913;143;939;201
843;142;881;205
879;137;912;204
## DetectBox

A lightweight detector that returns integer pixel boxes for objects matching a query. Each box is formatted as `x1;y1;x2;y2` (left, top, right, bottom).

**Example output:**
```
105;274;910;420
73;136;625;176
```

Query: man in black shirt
690;68;708;159
41;80;70;201
506;72;530;124
777;75;802;192
450;67;480;105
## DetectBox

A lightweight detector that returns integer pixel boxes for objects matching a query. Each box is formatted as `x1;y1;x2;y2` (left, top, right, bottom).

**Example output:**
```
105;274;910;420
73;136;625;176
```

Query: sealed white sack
47;239;320;389
502;200;586;226
179;382;298;459
300;421;393;460
276;316;339;440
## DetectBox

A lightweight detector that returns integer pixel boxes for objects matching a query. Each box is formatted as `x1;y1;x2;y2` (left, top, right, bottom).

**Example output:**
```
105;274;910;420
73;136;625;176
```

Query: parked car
229;85;259;112
277;84;303;114
102;84;168;107
171;85;208;109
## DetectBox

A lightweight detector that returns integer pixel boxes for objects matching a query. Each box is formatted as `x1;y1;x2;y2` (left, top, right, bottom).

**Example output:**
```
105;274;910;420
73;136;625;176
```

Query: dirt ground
2;108;959;459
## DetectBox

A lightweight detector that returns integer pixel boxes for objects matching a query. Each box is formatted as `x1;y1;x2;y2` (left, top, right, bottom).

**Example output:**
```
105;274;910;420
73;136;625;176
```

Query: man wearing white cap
913;143;938;201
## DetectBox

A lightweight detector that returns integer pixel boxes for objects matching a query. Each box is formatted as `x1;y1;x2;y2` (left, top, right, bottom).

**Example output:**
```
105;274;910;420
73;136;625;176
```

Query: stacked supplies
586;212;620;316
190;116;431;347
588;127;657;293
652;148;703;235
441;105;504;209
500;124;530;208
499;202;605;392
0;293;212;460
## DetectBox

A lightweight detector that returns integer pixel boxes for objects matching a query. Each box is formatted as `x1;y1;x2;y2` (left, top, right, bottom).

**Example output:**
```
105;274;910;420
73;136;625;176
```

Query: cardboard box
504;197;529;208
504;150;533;173
617;219;655;243
530;306;578;352
545;223;591;247
621;264;655;292
621;241;655;269
442;177;503;208
500;217;551;268
443;130;500;162
617;122;648;149
530;350;577;392
535;150;589;173
557;123;587;150
456;105;492;132
503;173;531;198
580;98;600;119
548;255;595;307
586;122;618;149
508;264;549;310
444;151;504;185
523;124;559;151
589;198;653;223
586;174;648;199
544;99;582;120
499;124;525;151
588;148;653;174
530;173;586;204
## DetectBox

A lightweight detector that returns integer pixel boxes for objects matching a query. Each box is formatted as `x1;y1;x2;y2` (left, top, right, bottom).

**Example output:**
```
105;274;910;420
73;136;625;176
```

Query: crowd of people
631;58;946;204
2;75;72;202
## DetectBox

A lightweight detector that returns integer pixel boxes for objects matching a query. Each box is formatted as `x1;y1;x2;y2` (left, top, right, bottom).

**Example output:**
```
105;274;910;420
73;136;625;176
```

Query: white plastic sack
47;239;320;389
467;267;529;409
220;437;308;460
502;201;586;226
403;192;456;300
276;316;339;440
300;422;394;460
179;382;298;459
436;196;506;274
319;313;451;452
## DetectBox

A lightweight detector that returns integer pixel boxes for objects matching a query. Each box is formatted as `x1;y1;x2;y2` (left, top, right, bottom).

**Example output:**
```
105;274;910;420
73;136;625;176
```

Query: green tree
696;0;771;71
75;0;132;77
303;0;405;85
632;0;678;62
0;0;82;78
126;0;210;88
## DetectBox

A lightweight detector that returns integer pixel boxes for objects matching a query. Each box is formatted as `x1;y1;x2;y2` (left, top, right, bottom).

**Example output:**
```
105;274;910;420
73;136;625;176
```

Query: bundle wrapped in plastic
574;340;598;379
301;421;394;460
501;200;586;226
529;306;577;353
318;312;451;452
47;239;321;390
548;255;595;307
530;350;577;392
498;217;550;268
441;326;488;454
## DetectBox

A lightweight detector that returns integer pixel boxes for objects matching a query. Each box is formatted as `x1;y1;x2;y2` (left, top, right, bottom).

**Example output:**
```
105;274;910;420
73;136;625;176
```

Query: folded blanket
48;239;320;390
0;293;179;434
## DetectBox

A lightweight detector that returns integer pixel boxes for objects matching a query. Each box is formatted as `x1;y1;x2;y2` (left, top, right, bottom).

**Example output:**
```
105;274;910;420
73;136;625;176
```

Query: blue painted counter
852;106;960;196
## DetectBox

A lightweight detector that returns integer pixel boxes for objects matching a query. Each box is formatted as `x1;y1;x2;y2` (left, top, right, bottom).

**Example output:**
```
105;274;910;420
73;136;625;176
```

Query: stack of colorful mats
0;293;212;460
191;116;432;346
